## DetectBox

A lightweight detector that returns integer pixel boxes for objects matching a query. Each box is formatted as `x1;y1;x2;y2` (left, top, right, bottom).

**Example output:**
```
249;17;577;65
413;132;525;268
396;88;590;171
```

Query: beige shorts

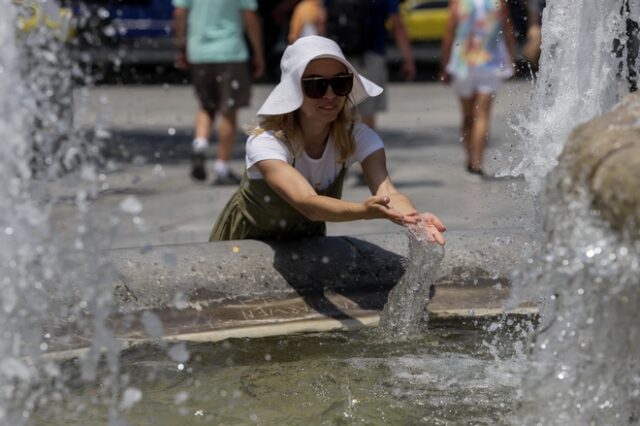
348;52;388;116
191;62;251;114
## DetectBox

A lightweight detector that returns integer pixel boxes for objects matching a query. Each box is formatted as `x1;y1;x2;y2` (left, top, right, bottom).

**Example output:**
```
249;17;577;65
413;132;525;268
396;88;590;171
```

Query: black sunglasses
301;74;354;99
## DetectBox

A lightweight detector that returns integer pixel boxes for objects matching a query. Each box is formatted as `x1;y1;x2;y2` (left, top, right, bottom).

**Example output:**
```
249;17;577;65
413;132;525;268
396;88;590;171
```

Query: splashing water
379;224;444;339
511;162;640;425
0;1;121;423
504;0;633;192
505;0;640;423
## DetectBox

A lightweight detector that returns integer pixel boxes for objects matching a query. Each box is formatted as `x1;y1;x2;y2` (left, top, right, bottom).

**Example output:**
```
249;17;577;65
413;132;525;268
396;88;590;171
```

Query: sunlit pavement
60;80;536;249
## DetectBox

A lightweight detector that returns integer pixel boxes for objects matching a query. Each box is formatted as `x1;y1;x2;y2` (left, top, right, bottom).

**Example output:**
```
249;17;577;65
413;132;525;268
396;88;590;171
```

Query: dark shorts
191;62;252;113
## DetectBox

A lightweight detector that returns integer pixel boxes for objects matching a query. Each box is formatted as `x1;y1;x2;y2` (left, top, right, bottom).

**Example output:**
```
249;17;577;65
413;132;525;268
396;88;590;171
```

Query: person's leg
213;110;237;180
469;92;494;173
352;53;385;131
453;75;477;171
195;108;214;141
211;62;251;184
352;52;386;184
190;64;218;181
190;108;214;181
459;96;475;169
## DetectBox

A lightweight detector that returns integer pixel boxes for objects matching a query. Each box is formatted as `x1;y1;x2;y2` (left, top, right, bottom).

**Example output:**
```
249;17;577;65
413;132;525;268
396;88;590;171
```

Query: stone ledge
106;228;538;313
43;228;539;360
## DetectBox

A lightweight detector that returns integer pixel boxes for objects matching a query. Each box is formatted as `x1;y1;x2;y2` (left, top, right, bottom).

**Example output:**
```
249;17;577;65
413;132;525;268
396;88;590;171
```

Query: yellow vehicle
399;0;450;42
13;0;75;41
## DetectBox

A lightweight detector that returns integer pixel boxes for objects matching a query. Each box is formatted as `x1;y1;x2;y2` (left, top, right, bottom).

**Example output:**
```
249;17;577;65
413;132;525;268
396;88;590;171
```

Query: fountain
0;1;124;423
505;0;640;423
1;0;639;423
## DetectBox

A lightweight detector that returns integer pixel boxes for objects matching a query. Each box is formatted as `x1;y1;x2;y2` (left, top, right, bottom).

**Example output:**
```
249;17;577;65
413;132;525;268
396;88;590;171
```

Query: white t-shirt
245;123;384;191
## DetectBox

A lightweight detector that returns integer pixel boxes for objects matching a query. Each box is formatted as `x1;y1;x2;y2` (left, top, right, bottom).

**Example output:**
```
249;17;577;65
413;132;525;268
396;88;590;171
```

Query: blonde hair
248;98;359;164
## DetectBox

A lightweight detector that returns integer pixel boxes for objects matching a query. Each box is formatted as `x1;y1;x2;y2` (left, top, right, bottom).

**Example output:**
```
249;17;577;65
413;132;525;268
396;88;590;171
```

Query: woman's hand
363;195;418;225
407;212;447;245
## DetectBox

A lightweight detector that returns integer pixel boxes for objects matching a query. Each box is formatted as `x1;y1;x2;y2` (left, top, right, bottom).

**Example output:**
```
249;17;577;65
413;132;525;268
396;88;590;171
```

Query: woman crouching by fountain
210;36;445;244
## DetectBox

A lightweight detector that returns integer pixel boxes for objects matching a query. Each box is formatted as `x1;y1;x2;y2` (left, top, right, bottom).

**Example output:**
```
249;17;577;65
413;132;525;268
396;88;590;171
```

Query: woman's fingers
401;211;420;225
365;196;395;220
428;224;446;245
422;212;447;232
368;195;390;207
365;196;418;224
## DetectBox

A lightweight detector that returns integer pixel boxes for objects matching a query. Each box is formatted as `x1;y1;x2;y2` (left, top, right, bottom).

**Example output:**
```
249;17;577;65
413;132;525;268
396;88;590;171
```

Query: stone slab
44;280;537;361
42;228;539;361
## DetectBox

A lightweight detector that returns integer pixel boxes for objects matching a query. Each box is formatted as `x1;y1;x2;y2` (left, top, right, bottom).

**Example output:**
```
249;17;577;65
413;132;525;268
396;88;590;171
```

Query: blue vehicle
72;0;176;65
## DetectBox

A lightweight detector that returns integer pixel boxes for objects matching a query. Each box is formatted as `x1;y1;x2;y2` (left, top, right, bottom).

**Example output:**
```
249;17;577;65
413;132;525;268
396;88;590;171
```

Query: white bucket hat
257;36;383;116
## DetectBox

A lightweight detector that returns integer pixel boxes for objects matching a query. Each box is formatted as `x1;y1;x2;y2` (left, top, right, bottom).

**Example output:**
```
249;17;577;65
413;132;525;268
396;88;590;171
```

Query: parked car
399;0;449;42
71;0;175;66
391;0;528;64
13;0;79;175
14;0;76;40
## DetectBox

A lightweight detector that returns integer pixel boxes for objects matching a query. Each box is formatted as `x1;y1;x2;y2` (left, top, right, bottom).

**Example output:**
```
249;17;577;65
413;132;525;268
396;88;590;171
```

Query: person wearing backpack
324;0;415;131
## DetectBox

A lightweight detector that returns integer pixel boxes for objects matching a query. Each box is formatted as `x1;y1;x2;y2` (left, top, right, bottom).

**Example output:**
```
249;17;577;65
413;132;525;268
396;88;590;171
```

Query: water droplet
163;253;177;268
141;311;164;337
168;343;190;363
174;391;189;404
119;388;142;410
119;196;143;214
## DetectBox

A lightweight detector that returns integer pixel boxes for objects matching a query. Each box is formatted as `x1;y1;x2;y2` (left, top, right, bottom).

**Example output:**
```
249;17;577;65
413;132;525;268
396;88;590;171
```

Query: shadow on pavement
98;128;246;164
98;127;458;165
269;236;406;329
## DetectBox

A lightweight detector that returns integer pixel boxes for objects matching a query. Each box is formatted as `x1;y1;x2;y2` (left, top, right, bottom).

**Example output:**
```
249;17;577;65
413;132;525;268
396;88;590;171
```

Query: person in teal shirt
173;0;265;184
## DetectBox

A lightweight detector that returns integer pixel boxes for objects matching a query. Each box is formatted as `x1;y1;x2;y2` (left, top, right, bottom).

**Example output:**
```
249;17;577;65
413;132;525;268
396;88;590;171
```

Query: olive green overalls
209;165;348;241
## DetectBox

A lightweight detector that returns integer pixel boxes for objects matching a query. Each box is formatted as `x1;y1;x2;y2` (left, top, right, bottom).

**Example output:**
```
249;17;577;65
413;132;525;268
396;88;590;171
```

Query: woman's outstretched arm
255;159;412;224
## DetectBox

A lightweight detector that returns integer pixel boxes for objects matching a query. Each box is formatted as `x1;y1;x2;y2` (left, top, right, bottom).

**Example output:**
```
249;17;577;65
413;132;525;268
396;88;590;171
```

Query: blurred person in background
259;0;300;80
440;0;517;178
325;0;415;132
288;0;326;43
522;0;545;68
173;0;265;184
324;0;415;185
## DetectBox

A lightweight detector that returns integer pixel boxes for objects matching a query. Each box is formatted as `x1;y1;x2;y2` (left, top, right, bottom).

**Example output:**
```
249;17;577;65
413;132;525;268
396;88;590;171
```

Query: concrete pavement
63;80;536;250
